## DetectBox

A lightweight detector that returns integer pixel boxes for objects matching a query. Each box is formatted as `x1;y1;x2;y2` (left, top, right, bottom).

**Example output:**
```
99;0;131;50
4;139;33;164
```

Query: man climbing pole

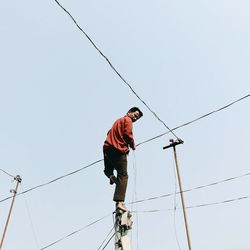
103;107;143;211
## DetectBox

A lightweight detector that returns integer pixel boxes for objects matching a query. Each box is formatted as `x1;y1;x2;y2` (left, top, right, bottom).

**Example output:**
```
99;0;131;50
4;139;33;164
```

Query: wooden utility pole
0;175;22;250
163;139;192;250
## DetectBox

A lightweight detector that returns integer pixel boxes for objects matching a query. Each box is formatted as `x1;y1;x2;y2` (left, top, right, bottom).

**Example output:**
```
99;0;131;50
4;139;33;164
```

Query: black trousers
103;147;128;202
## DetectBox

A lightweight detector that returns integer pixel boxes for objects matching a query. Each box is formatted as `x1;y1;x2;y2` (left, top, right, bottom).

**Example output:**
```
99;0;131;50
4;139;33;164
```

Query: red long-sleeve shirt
103;115;135;154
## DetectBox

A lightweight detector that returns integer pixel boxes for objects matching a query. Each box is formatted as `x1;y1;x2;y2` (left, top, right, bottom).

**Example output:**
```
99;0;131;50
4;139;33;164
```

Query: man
103;107;143;211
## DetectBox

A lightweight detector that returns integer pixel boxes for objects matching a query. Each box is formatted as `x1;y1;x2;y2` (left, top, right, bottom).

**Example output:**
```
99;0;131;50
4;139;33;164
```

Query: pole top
14;175;22;183
163;138;184;150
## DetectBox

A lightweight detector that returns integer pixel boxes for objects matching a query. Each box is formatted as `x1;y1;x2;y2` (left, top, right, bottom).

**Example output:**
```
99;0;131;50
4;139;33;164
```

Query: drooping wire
137;94;250;147
20;184;40;250
53;0;179;139
0;168;15;179
128;171;250;205
40;213;111;250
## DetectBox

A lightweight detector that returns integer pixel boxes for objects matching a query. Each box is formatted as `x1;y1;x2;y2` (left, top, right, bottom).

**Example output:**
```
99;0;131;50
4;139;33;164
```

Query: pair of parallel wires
39;192;250;250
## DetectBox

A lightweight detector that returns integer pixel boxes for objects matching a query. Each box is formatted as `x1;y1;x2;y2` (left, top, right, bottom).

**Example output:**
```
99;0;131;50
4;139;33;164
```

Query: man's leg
113;154;128;209
103;149;116;184
103;149;114;177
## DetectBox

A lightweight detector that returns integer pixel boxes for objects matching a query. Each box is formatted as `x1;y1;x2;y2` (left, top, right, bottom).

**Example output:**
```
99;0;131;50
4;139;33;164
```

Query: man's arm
123;117;135;150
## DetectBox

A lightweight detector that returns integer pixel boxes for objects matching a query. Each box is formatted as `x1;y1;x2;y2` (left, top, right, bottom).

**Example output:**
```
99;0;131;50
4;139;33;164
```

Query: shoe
116;202;128;212
109;175;116;185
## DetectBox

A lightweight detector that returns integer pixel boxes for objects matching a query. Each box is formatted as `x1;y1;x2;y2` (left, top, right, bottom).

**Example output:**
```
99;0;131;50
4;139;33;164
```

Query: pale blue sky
0;0;250;249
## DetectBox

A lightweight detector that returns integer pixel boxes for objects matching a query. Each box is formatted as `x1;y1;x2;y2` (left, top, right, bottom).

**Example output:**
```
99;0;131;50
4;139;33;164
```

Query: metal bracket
163;138;184;150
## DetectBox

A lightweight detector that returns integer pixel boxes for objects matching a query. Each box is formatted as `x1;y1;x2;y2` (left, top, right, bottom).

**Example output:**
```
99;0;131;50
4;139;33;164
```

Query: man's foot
116;202;128;212
109;175;117;185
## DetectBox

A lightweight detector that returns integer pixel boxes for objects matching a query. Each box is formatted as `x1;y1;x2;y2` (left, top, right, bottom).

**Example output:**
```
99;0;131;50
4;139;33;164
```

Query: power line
0;94;249;204
39;193;249;250
40;213;111;250
137;94;250;146
187;195;250;209
0;159;103;204
97;226;115;250
131;194;250;214
1;163;248;207
99;232;116;250
21;159;103;194
5;170;248;249
0;169;15;179
128;171;250;205
53;0;179;139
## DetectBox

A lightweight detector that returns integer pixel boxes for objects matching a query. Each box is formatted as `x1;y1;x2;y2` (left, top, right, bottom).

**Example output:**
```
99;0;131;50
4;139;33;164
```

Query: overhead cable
137;93;250;146
97;226;115;250
53;0;179;139
0;94;249;204
40;213;111;250
128;171;250;205
132;194;250;214
0;159;103;204
39;194;249;249
99;232;116;250
0;168;15;179
1;166;249;207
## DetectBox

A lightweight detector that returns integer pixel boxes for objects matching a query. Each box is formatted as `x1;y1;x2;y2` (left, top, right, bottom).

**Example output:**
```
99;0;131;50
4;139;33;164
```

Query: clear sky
0;0;250;249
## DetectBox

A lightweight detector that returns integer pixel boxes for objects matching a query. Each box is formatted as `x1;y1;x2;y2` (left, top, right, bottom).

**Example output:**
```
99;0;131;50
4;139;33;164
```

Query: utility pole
114;209;133;250
0;175;22;250
163;139;192;250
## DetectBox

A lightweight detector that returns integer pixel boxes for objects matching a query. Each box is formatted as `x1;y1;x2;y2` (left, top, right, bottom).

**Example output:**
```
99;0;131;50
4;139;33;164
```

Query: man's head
127;107;143;122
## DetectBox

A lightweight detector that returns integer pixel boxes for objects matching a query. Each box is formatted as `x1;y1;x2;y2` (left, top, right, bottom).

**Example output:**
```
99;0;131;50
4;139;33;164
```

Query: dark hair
127;107;143;117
